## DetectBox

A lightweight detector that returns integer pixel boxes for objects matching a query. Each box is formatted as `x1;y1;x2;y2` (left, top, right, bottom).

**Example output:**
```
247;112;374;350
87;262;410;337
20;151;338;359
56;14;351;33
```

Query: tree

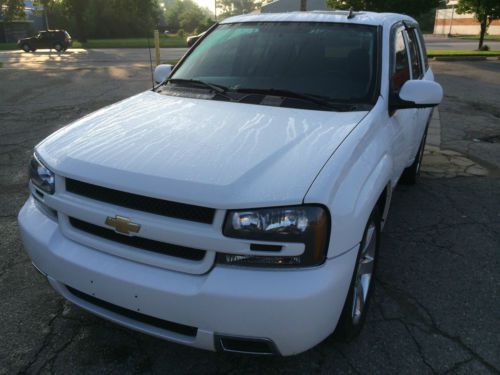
56;0;161;41
164;0;212;33
33;0;54;29
196;15;216;33
62;0;89;42
0;0;25;21
216;0;262;17
179;6;206;33
456;0;500;49
326;0;439;18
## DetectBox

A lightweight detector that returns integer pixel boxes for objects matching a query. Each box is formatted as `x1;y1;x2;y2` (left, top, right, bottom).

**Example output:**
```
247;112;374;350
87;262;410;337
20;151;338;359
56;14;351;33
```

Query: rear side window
415;27;429;71
392;27;410;93
406;29;423;79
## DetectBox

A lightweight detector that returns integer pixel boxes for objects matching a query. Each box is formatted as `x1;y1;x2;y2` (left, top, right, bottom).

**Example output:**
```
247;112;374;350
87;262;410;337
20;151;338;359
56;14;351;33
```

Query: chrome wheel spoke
352;281;365;323
352;221;377;324
362;225;376;256
358;255;374;276
360;274;371;301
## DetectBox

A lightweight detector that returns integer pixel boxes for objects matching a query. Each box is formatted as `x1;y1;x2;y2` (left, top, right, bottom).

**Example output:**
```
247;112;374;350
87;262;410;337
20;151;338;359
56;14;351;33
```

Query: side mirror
391;80;443;110
153;64;173;84
187;35;200;47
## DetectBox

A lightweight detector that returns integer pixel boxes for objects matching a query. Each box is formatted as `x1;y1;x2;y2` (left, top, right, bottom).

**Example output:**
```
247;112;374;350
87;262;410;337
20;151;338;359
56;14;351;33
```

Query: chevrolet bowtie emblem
105;215;141;235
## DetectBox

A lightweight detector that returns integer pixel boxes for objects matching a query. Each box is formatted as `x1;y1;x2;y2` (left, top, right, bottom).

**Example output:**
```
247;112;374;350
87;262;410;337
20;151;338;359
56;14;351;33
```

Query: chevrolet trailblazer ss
19;11;442;355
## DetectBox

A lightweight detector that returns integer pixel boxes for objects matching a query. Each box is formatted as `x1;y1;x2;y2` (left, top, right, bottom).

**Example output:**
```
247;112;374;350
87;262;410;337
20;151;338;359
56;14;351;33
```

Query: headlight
29;153;55;194
219;205;330;267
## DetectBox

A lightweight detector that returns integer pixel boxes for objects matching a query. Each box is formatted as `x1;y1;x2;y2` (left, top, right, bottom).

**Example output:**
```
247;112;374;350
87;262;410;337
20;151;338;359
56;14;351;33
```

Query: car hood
37;91;368;208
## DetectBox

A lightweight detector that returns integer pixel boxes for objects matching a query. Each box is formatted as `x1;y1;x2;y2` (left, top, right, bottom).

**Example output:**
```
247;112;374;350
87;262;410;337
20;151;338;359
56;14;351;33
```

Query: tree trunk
478;20;486;50
300;0;307;11
75;12;87;43
44;9;49;30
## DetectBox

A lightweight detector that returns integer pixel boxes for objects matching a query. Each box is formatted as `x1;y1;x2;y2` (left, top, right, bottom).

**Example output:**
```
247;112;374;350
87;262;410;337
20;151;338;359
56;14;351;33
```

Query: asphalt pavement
424;36;500;50
0;48;188;69
0;54;499;374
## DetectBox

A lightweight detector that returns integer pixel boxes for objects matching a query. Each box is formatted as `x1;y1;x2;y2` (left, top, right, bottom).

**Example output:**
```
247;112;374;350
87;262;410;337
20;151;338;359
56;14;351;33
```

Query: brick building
434;0;500;36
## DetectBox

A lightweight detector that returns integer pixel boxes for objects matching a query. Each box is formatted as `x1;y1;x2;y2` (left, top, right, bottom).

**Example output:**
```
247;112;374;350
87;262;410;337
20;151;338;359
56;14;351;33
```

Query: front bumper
18;197;358;356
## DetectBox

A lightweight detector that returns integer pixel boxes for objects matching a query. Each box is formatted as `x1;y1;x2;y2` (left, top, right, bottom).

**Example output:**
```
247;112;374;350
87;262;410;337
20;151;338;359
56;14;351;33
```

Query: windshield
170;22;379;107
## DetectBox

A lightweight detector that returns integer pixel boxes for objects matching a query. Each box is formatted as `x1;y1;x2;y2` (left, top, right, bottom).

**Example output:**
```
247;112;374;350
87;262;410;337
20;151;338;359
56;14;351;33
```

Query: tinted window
392;28;410;93
407;29;423;79
415;27;429;71
171;22;379;104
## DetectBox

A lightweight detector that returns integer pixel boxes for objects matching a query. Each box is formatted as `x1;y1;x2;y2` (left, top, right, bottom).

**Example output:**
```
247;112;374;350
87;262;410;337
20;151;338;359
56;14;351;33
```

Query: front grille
66;178;215;224
69;217;206;261
66;285;198;337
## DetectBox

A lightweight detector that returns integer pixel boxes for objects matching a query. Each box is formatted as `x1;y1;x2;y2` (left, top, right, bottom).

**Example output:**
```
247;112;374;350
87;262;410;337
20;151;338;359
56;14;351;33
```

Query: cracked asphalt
0;58;499;374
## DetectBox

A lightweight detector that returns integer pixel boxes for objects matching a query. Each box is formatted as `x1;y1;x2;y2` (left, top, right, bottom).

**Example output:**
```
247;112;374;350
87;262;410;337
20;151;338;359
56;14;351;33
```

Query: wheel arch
376;183;392;230
317;153;394;259
352;154;393;236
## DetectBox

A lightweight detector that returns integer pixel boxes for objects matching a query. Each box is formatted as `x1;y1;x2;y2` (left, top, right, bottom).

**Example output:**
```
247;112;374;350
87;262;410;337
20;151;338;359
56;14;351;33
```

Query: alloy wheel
352;222;376;325
416;134;427;175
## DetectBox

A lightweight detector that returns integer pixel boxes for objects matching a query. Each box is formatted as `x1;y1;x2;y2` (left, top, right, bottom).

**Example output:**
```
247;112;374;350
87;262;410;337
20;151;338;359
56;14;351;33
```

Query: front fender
304;101;394;258
353;154;392;231
322;154;392;258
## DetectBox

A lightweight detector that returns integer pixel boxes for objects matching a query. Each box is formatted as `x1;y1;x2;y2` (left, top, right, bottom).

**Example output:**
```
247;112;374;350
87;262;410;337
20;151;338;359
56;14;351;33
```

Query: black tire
400;128;428;185
21;44;31;52
31;48;37;52
54;43;63;52
334;206;381;341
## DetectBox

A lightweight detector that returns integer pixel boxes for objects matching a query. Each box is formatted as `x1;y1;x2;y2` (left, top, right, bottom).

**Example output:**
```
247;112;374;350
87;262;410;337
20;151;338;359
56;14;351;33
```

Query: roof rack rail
347;7;355;19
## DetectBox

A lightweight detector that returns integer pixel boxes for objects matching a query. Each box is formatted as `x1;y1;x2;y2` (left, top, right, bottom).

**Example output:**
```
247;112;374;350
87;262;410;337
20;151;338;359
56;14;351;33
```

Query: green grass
0;35;186;50
162;60;180;66
73;35;186;49
0;43;17;50
428;49;500;57
0;62;3;68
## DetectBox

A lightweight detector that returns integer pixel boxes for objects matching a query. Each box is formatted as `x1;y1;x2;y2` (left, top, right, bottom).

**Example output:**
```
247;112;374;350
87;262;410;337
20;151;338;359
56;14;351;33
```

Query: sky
195;0;216;13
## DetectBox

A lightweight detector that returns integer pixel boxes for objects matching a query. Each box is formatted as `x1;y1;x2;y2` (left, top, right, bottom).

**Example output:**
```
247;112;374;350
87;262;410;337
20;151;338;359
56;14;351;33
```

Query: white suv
19;11;442;356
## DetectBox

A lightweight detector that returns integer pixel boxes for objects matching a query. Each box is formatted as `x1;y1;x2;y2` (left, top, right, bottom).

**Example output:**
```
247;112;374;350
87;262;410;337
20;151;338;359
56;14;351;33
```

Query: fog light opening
216;335;278;355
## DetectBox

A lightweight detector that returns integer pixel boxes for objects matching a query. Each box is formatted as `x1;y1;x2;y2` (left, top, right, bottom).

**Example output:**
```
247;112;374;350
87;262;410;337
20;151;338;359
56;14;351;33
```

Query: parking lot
0;53;499;374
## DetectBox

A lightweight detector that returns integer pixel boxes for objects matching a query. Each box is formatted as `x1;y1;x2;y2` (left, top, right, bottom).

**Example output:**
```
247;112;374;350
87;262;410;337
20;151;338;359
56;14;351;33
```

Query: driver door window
407;28;424;79
391;27;410;94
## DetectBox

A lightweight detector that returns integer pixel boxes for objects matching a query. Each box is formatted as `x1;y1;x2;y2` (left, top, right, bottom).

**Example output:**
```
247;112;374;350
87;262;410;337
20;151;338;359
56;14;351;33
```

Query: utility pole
446;0;458;36
40;0;49;30
300;0;307;11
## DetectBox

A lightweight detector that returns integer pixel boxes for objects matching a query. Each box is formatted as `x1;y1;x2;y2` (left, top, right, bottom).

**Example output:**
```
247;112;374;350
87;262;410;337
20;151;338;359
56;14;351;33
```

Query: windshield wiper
166;78;228;94
233;88;337;110
164;78;234;101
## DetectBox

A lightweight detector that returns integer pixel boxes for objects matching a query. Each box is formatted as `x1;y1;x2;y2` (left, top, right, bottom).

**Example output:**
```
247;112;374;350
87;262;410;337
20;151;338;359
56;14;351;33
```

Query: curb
430;56;500;61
